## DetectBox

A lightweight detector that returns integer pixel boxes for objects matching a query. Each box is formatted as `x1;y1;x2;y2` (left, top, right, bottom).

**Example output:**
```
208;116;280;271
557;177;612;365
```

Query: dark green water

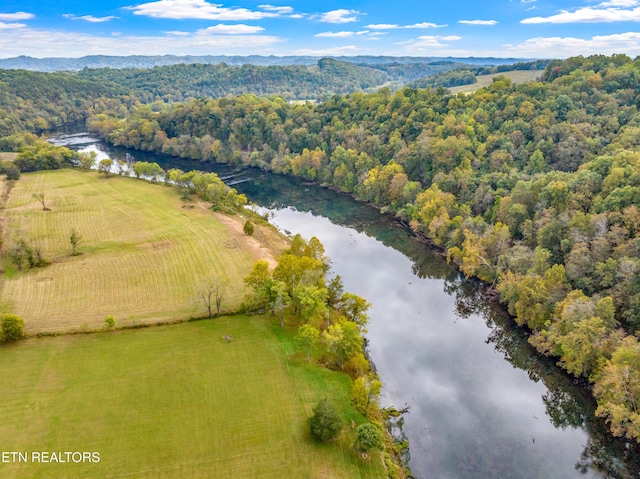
51;133;640;479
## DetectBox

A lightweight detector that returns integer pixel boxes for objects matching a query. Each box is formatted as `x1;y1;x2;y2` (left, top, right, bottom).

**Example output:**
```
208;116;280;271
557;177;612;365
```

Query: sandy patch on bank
196;202;289;268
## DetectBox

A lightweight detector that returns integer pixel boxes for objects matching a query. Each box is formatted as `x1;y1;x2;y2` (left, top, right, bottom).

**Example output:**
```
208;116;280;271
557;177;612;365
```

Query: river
50;132;640;479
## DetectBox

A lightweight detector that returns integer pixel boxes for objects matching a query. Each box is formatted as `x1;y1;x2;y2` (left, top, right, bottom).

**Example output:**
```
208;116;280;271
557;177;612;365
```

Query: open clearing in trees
0;169;285;334
0;316;385;478
448;70;544;94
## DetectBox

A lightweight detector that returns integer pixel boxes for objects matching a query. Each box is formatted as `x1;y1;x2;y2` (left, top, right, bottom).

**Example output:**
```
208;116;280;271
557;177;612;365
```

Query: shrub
104;315;116;330
4;164;20;180
308;399;342;442
1;314;25;342
243;220;255;236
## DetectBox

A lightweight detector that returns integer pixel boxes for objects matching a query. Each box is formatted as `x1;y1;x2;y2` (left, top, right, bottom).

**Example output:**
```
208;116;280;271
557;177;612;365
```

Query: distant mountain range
0;54;530;72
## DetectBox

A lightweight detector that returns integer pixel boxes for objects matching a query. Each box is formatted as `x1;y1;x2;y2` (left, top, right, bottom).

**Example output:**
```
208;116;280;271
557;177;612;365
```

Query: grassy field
0;315;385;478
448;70;544;94
0;152;18;161
0;169;289;334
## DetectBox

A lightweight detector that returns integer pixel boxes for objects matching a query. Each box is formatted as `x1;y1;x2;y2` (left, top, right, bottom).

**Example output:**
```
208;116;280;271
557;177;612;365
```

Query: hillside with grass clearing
0;169;286;334
447;69;543;93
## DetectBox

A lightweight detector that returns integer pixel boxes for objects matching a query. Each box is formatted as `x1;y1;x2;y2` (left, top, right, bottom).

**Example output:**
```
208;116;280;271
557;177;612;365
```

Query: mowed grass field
0;152;18;161
0;316;386;478
448;70;544;94
1;169;274;334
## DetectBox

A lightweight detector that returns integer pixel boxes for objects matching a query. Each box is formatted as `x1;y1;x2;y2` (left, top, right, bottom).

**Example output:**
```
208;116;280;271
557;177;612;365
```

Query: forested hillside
0;70;127;135
76;58;472;102
0;59;482;136
81;54;640;442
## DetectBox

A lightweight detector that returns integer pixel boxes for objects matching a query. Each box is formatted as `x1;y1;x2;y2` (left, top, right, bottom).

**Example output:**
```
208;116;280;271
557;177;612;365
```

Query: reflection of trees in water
543;389;589;430
576;438;640;478
74;138;640;478
452;277;640;478
246;170;640;478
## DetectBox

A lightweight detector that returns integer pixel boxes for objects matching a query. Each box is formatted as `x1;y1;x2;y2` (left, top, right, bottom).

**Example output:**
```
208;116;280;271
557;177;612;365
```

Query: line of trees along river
49;131;640;479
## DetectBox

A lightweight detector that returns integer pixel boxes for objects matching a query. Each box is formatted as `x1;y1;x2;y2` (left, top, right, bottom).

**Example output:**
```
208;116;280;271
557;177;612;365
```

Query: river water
50;133;640;479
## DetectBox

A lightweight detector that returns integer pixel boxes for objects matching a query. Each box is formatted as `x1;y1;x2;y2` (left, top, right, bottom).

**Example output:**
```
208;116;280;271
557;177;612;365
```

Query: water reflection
51;132;640;479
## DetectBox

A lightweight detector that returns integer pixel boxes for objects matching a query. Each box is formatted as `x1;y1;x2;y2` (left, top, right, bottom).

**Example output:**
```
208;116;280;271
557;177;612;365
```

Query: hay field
0;169;277;334
0;316;385;478
0;152;18;161
448;70;544;94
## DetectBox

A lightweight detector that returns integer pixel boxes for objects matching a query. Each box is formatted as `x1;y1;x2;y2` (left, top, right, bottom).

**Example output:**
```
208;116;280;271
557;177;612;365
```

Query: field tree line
243;234;395;470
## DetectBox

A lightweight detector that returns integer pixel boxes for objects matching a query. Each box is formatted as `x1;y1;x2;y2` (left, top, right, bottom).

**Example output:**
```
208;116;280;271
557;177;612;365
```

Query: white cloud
0;12;34;21
397;35;462;52
293;45;359;55
126;0;280;20
289;13;305;19
522;6;640;23
410;22;446;28
0;26;283;58
367;23;398;29
0;22;26;30
164;30;191;36
458;19;498;25
318;9;362;24
366;22;446;29
200;24;265;34
500;31;640;56
63;14;119;23
315;30;369;38
258;4;293;13
598;0;639;6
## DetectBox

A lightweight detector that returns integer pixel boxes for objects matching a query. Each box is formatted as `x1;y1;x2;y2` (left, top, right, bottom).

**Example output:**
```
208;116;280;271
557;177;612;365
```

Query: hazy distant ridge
0;54;529;72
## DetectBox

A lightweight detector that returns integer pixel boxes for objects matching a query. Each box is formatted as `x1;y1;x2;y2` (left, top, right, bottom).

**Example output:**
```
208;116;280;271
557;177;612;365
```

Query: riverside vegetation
76;54;640;442
0;149;405;476
2;53;640;445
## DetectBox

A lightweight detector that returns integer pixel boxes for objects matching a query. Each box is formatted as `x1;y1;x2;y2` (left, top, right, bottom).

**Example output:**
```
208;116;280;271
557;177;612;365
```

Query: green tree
295;324;320;361
98;158;113;177
69;228;81;256
351;374;382;415
594;336;640;440
267;280;290;327
293;285;327;323
1;314;25;342
243;259;273;310
339;293;370;330
354;423;383;457
322;321;364;370
308;399;343;442
4;164;20;180
78;151;97;169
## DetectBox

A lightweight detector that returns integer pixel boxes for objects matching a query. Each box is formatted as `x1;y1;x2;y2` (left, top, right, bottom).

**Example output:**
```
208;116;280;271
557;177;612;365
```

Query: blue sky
1;0;640;58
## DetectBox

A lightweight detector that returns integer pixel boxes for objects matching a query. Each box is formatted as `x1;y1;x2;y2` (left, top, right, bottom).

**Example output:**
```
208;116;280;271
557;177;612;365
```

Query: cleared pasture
0;316;385;478
447;70;544;94
0;169;277;334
